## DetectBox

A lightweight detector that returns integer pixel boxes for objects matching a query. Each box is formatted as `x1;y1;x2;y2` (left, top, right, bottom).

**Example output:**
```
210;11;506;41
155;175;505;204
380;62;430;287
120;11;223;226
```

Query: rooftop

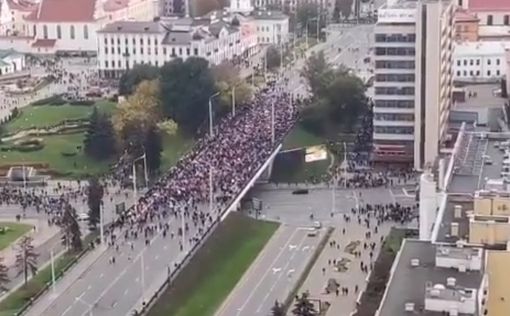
453;41;510;57
251;10;288;20
377;240;484;316
98;21;167;34
25;0;96;22
487;250;510;316
468;0;510;12
454;9;479;22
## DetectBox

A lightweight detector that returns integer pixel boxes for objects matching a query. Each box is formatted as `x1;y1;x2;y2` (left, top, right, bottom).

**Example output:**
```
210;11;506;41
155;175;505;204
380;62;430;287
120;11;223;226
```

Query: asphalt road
216;225;322;316
32;205;200;316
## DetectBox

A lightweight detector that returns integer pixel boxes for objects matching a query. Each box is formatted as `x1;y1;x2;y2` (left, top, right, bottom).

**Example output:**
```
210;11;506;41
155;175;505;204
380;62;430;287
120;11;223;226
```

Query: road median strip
282;226;334;313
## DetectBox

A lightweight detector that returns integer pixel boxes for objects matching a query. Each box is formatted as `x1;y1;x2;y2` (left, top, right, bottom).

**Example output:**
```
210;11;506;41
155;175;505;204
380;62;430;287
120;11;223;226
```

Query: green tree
84;108;116;160
144;125;163;174
266;46;282;70
87;177;104;231
301;52;336;96
60;204;82;251
271;300;285;316
292;292;318;316
119;64;159;96
0;257;9;292
296;3;325;38
338;0;354;19
211;62;252;112
159;57;217;134
15;236;38;285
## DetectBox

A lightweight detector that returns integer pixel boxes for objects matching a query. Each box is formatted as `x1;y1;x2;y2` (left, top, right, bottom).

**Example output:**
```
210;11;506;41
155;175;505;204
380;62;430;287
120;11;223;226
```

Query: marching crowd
112;80;298;249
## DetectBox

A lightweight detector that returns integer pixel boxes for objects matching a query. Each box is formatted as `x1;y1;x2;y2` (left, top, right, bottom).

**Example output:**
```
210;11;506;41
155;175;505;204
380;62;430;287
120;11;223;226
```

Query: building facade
453;41;508;82
372;0;455;170
252;10;289;45
97;18;245;78
456;0;510;41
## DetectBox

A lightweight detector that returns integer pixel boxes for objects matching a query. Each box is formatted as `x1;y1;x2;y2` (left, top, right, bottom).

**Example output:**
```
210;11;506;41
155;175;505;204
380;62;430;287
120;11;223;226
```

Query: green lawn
283;124;325;150
0;222;32;251
0;133;112;178
5;101;116;133
270;150;331;184
147;213;279;316
161;133;194;171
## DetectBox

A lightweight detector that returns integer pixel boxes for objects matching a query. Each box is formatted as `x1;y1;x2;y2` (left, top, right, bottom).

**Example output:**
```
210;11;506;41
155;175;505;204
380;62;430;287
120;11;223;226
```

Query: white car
77;212;89;221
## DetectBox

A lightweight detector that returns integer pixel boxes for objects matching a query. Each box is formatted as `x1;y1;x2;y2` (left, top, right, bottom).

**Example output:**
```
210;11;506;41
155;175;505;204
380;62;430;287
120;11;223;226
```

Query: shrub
69;100;95;106
12;138;44;152
61;151;78;157
31;94;65;106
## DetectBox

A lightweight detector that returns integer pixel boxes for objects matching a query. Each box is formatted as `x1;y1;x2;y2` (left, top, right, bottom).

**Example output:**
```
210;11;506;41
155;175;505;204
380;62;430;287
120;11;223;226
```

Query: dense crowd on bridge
112;81;298;246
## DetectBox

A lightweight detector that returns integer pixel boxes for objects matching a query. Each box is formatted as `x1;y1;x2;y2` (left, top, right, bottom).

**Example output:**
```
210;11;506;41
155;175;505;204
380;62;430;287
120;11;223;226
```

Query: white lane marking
288;244;297;250
61;304;73;316
87;285;92;291
215;226;289;316
256;234;309;313
302;246;310;252
99;273;104;279
124;289;129;295
235;228;300;315
155;255;159;260
272;267;281;274
163;245;168;250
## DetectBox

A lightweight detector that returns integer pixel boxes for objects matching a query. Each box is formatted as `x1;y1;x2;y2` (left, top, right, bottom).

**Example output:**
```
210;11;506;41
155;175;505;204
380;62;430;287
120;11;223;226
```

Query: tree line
84;57;252;175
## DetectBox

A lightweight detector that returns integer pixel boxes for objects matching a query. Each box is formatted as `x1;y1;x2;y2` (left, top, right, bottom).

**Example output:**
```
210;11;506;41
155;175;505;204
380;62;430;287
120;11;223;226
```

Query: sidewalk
297;217;392;316
0;219;59;267
24;245;107;316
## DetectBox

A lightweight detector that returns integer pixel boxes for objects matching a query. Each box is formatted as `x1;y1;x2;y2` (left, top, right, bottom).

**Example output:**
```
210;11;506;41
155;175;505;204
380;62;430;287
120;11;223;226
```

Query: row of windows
374;100;414;108
375;87;415;96
39;25;88;40
375;60;415;69
456;58;500;67
104;37;159;46
104;59;161;69
104;45;200;57
375;33;416;43
374;126;414;134
486;14;510;26
456;69;501;77
374;113;414;121
375;47;415;56
375;74;415;82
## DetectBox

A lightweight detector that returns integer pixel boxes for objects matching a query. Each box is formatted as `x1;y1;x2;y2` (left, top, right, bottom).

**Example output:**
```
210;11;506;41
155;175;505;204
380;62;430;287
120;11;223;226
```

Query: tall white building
372;0;455;170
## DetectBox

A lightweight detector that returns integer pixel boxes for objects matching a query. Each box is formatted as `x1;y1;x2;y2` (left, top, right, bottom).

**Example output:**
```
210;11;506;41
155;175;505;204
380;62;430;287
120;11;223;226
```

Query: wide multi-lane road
215;226;323;316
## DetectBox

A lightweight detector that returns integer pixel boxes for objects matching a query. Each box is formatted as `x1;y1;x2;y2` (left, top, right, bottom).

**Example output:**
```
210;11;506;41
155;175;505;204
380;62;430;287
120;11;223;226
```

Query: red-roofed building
0;0;158;53
0;0;36;35
454;9;479;41
454;0;510;41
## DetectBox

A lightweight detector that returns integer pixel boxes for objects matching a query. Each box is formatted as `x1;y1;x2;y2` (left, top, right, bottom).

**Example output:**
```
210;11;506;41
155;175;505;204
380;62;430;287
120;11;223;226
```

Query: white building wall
29;21;99;51
254;18;288;45
453;43;507;82
419;172;438;240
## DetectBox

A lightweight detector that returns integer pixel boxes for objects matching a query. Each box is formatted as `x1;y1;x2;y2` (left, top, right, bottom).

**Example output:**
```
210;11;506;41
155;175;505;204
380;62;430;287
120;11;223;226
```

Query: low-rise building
457;0;510;41
0;49;24;75
97;17;245;78
454;9;479;42
453;41;509;82
251;10;289;45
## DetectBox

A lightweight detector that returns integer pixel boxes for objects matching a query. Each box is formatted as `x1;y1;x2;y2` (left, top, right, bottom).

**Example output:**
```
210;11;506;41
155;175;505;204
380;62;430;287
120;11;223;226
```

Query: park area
147;213;279;316
0;222;32;251
0;100;193;178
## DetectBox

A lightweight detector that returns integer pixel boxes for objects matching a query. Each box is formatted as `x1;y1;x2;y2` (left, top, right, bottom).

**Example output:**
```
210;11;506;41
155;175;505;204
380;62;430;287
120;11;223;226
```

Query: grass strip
147;213;279;316
283;227;334;313
0;234;97;316
0;223;33;251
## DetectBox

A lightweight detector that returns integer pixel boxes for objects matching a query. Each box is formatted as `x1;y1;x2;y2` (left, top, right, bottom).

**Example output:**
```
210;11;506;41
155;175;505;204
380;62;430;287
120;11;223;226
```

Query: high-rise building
372;0;455;170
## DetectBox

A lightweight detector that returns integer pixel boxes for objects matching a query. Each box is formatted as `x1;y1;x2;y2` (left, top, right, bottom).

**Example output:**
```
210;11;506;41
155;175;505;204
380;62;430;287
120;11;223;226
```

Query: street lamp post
271;101;275;144
209;166;214;215
50;249;56;294
99;203;104;245
231;85;236;116
208;92;220;137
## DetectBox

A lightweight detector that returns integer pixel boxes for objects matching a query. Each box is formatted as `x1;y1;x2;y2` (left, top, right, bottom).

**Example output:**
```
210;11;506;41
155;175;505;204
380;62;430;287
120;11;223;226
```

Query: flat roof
453;41;509;57
487;250;510;316
435;198;471;243
453;84;506;109
378;239;484;316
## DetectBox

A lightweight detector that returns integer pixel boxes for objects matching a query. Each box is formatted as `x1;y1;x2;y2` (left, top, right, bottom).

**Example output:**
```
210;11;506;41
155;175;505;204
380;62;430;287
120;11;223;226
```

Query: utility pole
209;166;214;214
50;249;56;294
99;203;104;245
132;163;137;206
232;86;236;116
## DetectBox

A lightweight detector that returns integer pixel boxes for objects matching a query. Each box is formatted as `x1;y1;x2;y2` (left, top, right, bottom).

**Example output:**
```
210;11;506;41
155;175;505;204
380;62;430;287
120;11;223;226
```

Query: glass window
43;25;48;39
70;25;75;39
57;25;61;39
83;25;89;40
